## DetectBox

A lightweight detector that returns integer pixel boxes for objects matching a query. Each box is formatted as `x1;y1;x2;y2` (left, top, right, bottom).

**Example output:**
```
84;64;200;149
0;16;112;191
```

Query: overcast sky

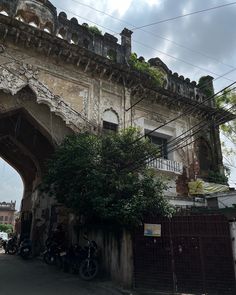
0;0;236;209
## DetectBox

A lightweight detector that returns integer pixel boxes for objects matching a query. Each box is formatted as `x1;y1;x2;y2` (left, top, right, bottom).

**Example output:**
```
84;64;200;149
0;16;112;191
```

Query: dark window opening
103;121;118;133
148;135;168;159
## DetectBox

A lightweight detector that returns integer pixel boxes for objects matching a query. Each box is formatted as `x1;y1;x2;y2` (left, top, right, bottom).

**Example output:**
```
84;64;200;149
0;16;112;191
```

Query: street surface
0;251;128;295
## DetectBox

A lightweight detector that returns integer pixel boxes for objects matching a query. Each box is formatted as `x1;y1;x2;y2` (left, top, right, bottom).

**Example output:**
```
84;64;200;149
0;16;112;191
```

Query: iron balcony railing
149;158;183;174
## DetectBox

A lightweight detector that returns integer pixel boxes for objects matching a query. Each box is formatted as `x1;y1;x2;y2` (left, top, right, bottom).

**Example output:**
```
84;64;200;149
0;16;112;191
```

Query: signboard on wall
144;223;161;237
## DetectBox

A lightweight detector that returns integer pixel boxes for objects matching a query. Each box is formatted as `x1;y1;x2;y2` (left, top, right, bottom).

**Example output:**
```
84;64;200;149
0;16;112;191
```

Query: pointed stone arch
0;63;94;133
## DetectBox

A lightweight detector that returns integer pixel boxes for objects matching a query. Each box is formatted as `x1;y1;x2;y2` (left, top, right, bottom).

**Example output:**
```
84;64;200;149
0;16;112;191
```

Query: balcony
149;158;183;174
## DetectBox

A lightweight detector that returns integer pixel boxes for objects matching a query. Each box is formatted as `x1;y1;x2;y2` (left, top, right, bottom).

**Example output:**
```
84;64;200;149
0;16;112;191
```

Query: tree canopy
216;89;236;176
0;223;13;234
42;128;174;227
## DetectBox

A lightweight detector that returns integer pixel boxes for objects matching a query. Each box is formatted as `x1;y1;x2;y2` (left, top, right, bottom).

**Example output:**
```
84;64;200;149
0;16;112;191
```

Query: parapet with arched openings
0;0;132;64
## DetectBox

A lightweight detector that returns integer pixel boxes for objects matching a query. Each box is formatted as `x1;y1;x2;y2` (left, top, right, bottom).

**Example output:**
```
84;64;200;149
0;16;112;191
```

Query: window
0;10;9;16
4;216;8;221
148;135;168;159
0;216;3;221
29;21;38;28
103;121;118;133
102;110;119;134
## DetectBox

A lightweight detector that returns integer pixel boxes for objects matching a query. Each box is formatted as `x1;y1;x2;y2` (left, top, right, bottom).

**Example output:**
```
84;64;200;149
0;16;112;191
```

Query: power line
70;0;235;70
133;39;234;83
0;53;97;130
143;110;235;174
167;105;236;155
133;82;236;145
122;89;236;173
132;2;236;30
56;5;235;84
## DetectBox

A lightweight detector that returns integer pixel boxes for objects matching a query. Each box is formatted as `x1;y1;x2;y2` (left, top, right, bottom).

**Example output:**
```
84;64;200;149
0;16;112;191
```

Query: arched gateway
0;62;93;242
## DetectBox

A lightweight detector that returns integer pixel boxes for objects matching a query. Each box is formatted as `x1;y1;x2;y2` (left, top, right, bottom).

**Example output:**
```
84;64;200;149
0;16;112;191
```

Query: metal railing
149;158;183;174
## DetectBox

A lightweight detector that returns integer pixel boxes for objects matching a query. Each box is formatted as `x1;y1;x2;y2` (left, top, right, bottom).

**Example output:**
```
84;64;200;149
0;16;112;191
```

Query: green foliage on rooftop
88;25;102;35
129;53;165;87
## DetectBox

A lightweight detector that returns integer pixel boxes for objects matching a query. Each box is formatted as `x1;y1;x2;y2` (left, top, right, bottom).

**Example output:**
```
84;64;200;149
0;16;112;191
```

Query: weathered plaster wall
79;228;133;288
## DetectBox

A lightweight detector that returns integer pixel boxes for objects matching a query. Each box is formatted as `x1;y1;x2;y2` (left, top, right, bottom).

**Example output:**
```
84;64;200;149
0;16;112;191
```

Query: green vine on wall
129;53;165;87
208;171;228;185
82;23;102;35
198;76;214;98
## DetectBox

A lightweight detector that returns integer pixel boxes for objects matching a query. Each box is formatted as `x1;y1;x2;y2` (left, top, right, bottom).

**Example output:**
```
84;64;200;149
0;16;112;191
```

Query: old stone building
0;0;235;285
0;201;16;225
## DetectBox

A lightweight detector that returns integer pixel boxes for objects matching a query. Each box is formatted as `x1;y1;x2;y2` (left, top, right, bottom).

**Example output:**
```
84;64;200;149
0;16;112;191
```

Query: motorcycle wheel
79;259;98;280
8;246;17;255
55;256;63;269
43;252;55;265
20;251;30;259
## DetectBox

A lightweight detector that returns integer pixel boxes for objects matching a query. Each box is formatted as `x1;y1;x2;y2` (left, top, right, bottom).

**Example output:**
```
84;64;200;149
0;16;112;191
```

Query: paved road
0;252;128;295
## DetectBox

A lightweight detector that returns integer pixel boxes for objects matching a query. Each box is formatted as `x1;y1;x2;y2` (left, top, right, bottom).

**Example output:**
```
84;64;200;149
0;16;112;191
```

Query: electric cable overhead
133;81;236;144
70;0;235;70
3;47;234;173
121;86;236;173
56;5;235;83
132;2;236;30
128;102;236;174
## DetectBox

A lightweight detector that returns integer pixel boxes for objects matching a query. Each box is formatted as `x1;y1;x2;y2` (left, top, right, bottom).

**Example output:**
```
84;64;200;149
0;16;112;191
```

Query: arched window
44;27;51;33
0;10;9;16
102;110;119;133
57;28;66;39
71;33;78;44
107;49;117;62
29;21;38;28
43;22;53;34
15;15;25;22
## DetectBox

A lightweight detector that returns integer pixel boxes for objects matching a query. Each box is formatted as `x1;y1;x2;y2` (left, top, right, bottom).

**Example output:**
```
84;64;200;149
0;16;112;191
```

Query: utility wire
56;5;235;83
122;89;236;173
4;46;234;172
167;105;236;155
70;0;235;70
134;105;235;174
166;91;236;150
133;82;236;145
132;2;236;30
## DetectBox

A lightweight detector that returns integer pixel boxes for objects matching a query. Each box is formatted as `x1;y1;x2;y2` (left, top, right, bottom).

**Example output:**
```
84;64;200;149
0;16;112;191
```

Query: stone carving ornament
0;62;94;133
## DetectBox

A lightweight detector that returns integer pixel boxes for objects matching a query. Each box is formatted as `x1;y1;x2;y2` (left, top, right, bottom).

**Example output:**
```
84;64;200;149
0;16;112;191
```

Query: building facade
0;201;16;225
0;0;234;241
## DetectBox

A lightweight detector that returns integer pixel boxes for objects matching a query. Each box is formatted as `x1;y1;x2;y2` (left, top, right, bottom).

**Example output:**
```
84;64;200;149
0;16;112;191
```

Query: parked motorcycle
4;235;17;255
43;240;65;267
18;239;32;259
62;237;99;280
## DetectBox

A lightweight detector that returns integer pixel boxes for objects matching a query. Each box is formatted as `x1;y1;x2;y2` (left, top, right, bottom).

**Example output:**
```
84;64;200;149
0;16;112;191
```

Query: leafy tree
42;128;174;227
216;89;236;144
0;223;13;233
215;90;236;176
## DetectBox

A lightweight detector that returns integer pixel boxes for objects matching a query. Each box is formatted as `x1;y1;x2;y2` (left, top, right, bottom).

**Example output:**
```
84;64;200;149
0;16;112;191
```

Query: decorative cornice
0;15;234;123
